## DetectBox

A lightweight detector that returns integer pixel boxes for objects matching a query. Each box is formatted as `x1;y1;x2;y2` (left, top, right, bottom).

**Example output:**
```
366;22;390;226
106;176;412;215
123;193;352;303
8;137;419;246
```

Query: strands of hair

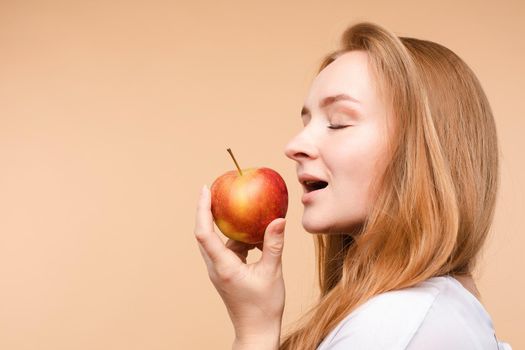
279;22;499;349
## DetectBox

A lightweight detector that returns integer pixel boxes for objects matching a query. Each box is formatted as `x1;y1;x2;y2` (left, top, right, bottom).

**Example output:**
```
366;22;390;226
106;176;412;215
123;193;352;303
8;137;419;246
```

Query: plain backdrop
0;0;523;349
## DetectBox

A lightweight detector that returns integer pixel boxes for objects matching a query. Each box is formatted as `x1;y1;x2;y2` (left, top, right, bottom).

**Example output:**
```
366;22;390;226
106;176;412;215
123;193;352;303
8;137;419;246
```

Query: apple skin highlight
210;167;288;244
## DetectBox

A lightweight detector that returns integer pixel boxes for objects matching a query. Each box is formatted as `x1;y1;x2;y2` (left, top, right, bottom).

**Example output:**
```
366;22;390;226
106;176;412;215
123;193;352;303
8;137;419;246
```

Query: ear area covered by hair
279;21;501;350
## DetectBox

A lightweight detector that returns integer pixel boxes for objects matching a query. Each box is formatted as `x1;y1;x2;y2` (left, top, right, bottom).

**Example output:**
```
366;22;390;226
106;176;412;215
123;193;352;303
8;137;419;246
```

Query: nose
283;130;318;162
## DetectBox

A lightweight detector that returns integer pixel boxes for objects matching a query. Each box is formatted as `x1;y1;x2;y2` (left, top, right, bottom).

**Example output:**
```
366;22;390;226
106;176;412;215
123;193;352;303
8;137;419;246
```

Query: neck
452;273;481;300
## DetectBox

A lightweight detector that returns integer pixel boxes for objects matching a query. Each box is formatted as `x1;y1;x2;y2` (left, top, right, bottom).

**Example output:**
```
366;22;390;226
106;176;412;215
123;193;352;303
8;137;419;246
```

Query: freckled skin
210;167;288;244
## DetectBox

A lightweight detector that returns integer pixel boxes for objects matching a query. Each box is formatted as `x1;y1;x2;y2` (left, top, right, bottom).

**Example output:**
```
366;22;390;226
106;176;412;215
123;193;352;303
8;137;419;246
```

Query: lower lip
302;187;327;204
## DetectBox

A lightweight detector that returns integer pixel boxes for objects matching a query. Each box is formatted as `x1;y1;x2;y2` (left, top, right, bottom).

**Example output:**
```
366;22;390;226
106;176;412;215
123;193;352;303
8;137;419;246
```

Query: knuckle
217;273;235;284
217;269;234;282
215;266;240;284
266;244;283;257
194;232;207;244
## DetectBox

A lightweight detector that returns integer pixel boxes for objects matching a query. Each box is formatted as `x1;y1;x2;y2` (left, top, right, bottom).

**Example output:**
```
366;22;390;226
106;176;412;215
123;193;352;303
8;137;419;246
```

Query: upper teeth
305;180;320;185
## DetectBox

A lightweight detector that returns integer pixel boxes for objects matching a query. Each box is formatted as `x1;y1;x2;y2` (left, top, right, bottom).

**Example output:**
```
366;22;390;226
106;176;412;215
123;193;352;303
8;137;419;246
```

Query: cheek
326;126;388;198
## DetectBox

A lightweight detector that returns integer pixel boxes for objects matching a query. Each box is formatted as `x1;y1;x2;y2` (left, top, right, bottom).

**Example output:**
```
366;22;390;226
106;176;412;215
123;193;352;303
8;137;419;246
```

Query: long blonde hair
280;22;499;349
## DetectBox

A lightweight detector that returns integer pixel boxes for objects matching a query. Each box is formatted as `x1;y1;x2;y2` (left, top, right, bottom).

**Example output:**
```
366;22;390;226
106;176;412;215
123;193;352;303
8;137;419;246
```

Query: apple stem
227;148;243;176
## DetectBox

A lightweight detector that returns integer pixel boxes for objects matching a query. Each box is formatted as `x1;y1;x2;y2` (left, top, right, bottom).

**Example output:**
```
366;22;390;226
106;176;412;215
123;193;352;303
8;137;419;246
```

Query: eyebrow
301;93;360;117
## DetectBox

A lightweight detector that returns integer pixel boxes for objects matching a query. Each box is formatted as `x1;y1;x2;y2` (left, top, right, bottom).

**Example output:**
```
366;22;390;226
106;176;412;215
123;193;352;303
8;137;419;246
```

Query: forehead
304;50;377;106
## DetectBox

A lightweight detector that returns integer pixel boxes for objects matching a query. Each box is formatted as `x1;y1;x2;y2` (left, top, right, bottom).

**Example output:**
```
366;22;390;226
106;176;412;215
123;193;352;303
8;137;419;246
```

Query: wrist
232;334;280;350
233;322;281;350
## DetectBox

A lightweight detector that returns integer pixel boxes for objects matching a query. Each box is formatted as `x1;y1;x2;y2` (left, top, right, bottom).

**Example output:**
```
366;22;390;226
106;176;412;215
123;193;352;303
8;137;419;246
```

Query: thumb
261;218;286;271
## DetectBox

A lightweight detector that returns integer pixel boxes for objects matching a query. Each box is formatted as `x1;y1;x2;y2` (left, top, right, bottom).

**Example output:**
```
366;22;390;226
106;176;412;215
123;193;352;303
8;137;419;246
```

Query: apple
210;148;288;244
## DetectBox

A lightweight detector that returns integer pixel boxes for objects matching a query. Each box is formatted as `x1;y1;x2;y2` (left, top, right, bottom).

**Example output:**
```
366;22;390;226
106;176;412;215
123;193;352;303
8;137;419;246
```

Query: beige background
0;0;523;349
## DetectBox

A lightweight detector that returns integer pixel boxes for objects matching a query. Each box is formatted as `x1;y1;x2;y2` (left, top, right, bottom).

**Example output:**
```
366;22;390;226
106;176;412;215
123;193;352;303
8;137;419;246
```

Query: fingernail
201;185;208;196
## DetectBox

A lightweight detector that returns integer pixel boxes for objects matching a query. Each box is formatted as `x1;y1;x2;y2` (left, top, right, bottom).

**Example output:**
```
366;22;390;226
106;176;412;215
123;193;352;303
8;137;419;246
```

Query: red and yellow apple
210;148;288;244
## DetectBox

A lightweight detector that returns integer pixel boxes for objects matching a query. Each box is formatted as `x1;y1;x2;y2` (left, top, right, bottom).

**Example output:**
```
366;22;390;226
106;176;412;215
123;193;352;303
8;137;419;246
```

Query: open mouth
304;180;329;193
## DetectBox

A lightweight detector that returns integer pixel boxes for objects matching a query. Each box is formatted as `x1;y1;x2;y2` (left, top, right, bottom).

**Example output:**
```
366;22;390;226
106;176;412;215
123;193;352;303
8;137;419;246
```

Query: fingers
194;185;215;235
194;185;232;266
261;218;286;272
196;241;212;270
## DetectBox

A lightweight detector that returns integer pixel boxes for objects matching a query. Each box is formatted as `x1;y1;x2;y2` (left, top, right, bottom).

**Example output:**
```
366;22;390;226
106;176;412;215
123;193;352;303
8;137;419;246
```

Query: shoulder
317;276;473;350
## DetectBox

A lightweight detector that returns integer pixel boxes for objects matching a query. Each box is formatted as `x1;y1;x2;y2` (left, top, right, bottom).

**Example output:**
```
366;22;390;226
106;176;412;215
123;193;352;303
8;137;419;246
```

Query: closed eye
327;124;350;130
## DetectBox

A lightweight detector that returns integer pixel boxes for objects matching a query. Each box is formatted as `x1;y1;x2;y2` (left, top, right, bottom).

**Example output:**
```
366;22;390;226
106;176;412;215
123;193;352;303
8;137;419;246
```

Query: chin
301;217;325;234
302;215;365;235
301;217;340;235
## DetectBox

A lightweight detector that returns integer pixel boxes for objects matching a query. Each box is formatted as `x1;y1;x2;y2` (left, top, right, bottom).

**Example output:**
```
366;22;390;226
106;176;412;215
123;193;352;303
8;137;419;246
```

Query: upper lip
297;173;328;186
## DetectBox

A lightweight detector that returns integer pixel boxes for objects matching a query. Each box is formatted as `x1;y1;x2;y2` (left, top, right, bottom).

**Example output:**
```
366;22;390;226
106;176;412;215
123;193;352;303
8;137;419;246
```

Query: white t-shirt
316;276;512;350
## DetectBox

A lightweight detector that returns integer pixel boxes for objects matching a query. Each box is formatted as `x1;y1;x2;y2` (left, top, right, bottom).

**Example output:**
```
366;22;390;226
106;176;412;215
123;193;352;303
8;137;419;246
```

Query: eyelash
327;124;349;130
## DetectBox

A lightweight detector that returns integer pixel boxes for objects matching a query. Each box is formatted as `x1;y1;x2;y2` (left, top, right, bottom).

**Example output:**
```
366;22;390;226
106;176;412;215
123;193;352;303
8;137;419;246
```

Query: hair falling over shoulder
279;22;499;349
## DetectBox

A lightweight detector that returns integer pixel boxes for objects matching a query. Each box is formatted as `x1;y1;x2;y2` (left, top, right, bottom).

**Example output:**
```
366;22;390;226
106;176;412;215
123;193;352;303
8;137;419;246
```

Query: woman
194;22;513;349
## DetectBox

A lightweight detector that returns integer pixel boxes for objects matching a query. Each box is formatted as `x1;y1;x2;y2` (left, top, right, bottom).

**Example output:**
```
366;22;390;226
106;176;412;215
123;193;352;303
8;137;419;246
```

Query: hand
194;185;286;342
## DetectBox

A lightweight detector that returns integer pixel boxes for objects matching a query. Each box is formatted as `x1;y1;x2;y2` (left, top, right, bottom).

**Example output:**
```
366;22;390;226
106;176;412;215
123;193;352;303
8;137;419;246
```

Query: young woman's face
284;50;394;235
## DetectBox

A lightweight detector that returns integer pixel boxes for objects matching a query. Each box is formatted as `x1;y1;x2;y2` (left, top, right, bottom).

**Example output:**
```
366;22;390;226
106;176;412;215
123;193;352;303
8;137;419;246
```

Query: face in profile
284;50;394;235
